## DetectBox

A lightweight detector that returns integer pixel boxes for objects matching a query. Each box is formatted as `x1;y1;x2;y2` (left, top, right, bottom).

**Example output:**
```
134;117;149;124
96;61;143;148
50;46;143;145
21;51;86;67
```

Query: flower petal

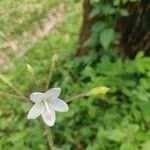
50;98;69;112
30;92;44;103
27;103;43;119
45;88;61;98
42;108;56;127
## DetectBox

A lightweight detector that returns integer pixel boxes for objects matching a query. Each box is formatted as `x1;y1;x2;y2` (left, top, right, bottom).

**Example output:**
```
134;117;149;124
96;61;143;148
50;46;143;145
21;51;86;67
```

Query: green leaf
92;22;106;33
113;0;121;6
88;106;97;118
127;124;139;133
102;4;115;15
120;141;138;150
135;51;144;60
90;0;100;4
122;0;129;4
119;9;129;16
90;5;101;18
86;143;99;150
105;129;126;142
82;66;95;78
84;34;98;47
86;143;93;150
142;140;150;150
138;102;150;122
100;28;115;49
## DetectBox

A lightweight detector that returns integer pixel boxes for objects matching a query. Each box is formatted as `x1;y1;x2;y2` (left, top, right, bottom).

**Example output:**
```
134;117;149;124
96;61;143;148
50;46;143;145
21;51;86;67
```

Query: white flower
27;88;69;127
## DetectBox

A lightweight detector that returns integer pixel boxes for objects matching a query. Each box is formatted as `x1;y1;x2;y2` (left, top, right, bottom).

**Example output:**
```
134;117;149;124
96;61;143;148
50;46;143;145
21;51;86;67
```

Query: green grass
0;0;62;37
9;0;82;91
0;0;82;73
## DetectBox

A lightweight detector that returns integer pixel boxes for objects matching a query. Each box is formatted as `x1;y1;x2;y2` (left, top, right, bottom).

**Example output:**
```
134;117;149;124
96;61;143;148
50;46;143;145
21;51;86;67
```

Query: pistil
43;100;50;112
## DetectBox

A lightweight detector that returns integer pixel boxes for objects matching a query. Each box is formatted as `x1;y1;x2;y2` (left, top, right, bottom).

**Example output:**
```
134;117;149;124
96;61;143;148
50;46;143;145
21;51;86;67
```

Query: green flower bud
26;64;34;76
0;74;12;86
52;53;59;64
88;86;110;96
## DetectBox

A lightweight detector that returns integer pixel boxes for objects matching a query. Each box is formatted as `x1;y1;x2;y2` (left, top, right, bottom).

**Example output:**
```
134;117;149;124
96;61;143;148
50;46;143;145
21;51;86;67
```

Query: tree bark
118;0;150;58
76;0;94;56
77;0;150;58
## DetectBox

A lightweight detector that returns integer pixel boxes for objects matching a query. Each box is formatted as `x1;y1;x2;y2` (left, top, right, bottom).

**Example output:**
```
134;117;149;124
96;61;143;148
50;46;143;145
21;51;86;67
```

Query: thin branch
66;93;88;103
11;84;25;97
45;125;55;150
44;57;56;149
0;92;31;103
45;62;55;91
0;76;25;97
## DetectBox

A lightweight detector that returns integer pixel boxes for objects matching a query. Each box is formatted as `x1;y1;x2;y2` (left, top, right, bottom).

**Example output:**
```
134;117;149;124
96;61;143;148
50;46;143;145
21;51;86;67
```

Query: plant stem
45;57;56;149
45;125;55;150
10;84;25;97
0;76;25;97
32;76;39;89
66;93;88;103
0;92;31;103
45;62;55;91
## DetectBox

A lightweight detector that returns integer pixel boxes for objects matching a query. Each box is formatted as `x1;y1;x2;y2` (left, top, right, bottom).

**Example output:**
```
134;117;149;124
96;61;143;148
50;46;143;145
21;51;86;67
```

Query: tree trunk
76;0;93;56
118;0;150;58
77;0;150;57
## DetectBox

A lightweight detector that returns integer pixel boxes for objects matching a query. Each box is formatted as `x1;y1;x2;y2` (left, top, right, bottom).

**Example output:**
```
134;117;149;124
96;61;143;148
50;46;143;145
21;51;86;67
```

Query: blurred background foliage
0;0;150;150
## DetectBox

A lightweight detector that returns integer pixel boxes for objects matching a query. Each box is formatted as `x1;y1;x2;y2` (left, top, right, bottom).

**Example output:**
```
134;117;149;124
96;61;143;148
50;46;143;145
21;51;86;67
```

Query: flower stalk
66;93;88;103
44;54;59;150
0;92;30;102
27;64;39;88
45;54;58;91
45;124;55;150
0;74;25;97
66;86;110;103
